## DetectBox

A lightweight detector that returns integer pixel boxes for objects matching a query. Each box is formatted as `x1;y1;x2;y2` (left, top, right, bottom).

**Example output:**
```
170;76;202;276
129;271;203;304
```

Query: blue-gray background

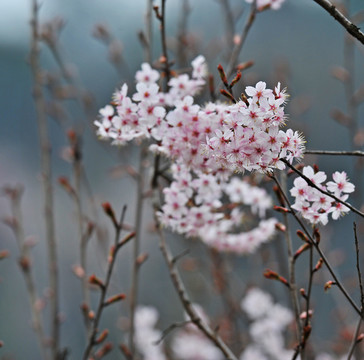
1;0;364;358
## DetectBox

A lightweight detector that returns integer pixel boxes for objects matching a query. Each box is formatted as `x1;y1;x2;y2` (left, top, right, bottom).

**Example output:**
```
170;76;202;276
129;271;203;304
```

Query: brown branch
312;0;364;45
157;226;238;360
29;1;60;357
272;174;302;346
282;159;364;218
354;222;364;310
82;205;133;360
305;150;364;156
128;146;146;358
3;185;49;360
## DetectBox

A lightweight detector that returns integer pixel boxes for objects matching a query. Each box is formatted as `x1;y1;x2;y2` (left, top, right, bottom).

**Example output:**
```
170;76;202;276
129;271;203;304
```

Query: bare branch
312;0;364;45
305;150;364;156
158;227;238;360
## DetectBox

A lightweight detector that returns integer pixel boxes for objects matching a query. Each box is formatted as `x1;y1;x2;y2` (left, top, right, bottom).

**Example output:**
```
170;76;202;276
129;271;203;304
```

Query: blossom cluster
290;166;355;225
158;164;277;254
245;0;286;10
240;287;295;360
95;57;305;176
94;57;307;252
133;306;166;360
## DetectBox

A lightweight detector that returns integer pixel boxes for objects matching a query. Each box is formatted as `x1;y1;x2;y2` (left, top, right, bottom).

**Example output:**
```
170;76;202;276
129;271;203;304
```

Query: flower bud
105;293;126;306
95;329;109;344
89;274;104;289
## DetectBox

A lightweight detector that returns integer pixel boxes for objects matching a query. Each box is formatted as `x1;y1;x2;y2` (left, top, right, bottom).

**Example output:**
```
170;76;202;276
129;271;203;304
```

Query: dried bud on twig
263;269;290;288
275;222;286;232
104;293;126;307
324;280;336;291
95;329;109;344
102;202;118;228
136;253;149;267
237;60;254;72
273;205;291;214
119;344;133;360
294;243;311;260
0;250;9;260
95;342;113;359
229;71;241;88
89;274;105;289
217;64;228;88
296;230;309;243
220;89;235;103
313;258;323;272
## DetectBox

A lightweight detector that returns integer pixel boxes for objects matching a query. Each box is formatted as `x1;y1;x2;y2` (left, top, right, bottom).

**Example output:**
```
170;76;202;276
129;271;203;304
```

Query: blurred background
1;0;364;358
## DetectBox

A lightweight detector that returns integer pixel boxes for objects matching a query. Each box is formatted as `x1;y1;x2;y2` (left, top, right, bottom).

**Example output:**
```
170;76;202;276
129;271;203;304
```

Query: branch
82;206;133;360
305;150;364;156
157;227;238;360
3;185;49;360
29;1;60;357
312;0;364;45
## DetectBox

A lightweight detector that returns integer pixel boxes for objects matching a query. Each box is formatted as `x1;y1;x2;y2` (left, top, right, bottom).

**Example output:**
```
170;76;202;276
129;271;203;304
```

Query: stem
305;150;364;156
5;186;49;360
128;146;146;358
82;206;132;360
157;227;238;360
312;0;364;45
30;1;60;357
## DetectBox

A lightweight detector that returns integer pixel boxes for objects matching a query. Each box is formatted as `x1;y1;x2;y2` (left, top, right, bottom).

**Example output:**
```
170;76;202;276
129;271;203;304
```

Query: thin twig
271;172;361;317
82;206;133;360
4;186;49;360
312;0;364;45
128;146;146;358
226;0;256;79
305;150;364;156
29;1;60;357
282;159;364;218
273;174;302;345
157;226;238;360
154;320;192;345
354;222;364;310
347;317;362;360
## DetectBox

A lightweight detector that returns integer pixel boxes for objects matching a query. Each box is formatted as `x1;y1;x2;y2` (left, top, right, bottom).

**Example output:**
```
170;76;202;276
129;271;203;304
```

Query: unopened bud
220;89;236;103
240;94;249;106
95;329;109;344
273;205;290;214
293;243;311;260
0;250;10;260
19;256;31;271
101;202;118;228
105;293;126;306
313;227;321;244
356;333;364;343
136;253;149;267
296;230;309;243
275;222;286;232
119;231;136;247
89;274;104;289
88;310;95;320
313;258;323;272
237;60;254;72
230;71;241;88
300;288;306;298
95;342;113;358
0;340;3;348
324;280;336;291
300;310;313;320
119;344;132;359
217;64;228;87
263;269;289;288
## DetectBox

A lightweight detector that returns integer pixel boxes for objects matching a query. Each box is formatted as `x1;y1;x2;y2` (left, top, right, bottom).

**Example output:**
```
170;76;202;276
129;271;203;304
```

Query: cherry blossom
290;166;355;225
